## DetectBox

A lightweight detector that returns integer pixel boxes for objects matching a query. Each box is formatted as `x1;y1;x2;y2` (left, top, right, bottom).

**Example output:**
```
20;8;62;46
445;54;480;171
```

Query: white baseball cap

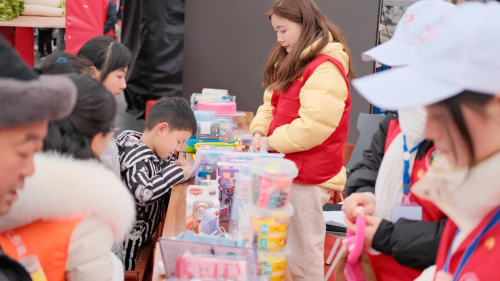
353;1;500;111
362;0;456;67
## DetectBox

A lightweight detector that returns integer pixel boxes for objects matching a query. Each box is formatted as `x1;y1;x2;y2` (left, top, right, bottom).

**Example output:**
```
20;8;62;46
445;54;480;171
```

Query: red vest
268;54;351;184
435;208;500;281
367;120;446;281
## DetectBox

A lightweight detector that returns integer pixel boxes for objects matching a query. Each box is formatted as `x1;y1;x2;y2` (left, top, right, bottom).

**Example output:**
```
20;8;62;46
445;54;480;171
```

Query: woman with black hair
0;74;136;281
77;36;132;98
78;36;133;178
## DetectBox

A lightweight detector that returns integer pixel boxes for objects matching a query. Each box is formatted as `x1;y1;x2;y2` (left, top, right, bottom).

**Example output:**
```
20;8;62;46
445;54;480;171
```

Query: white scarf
373;108;427;221
412;151;500;251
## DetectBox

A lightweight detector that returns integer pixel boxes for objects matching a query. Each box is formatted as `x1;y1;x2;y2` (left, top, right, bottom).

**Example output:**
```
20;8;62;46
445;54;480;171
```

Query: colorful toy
250;159;297;211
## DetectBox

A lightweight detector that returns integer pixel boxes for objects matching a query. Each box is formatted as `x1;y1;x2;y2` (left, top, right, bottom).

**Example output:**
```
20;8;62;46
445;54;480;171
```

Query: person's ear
90;66;101;80
156;122;169;136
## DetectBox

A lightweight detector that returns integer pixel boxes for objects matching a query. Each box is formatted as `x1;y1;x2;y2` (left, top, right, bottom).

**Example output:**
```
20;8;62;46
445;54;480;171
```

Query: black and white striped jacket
116;130;184;270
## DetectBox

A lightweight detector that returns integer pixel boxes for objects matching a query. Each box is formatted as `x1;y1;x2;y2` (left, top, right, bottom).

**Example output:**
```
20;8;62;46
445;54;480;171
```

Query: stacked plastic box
249;158;298;281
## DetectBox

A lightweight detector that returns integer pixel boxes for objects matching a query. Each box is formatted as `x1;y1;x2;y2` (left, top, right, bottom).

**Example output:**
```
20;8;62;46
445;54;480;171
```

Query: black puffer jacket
345;112;446;270
0;246;31;281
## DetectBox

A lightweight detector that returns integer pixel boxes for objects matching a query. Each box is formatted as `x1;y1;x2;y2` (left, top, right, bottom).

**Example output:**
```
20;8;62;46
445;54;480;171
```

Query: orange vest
0;218;83;281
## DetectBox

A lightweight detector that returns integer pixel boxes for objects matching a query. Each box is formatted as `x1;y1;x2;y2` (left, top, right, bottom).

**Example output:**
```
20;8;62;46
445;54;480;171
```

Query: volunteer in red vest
250;0;354;279
343;1;456;281
0;37;76;280
353;2;500;280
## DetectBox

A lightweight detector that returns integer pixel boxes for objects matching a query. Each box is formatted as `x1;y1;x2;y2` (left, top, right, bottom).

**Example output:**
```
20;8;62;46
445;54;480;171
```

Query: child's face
154;127;193;159
271;14;302;53
102;67;128;98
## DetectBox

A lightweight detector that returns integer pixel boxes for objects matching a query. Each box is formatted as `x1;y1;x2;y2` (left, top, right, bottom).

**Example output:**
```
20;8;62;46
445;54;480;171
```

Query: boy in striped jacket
115;98;196;270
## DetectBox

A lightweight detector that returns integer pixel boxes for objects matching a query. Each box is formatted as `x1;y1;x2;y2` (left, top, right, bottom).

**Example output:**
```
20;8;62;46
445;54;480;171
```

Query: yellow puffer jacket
250;33;349;191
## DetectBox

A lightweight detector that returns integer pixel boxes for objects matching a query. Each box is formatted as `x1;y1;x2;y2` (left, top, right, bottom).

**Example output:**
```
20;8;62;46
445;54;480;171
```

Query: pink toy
344;207;366;281
175;253;247;280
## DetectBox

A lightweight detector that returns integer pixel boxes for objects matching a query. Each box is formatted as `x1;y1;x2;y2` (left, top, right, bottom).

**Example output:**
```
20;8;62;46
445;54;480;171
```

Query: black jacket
0;246;31;281
345;113;446;270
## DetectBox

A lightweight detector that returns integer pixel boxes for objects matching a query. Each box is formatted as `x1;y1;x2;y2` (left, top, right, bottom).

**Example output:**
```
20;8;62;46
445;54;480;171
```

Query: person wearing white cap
352;2;500;280
341;1;456;281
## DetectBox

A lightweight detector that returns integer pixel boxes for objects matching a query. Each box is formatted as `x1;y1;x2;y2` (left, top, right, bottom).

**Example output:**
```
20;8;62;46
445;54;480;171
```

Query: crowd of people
0;0;499;281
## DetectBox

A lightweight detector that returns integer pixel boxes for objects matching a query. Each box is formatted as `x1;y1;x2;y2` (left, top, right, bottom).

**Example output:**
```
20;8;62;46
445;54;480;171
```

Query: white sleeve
66;217;115;281
111;252;124;281
414;265;437;281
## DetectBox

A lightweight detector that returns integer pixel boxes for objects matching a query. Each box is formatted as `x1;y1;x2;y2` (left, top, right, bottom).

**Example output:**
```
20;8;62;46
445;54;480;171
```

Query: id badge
392;204;422;223
19;255;48;281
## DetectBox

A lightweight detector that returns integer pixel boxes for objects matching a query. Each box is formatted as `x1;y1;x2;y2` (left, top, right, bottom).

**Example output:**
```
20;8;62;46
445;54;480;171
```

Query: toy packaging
158;238;258;278
194;110;216;122
217;160;251;222
197;121;221;141
185;185;220;232
175;253;248;281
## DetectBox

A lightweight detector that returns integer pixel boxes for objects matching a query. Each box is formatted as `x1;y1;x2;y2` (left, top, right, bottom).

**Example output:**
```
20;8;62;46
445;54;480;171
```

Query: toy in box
185;185;220;233
217;160;251;222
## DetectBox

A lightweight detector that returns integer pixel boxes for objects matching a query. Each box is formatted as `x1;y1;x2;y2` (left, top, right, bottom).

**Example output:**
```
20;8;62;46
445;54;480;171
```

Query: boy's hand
180;165;192;180
173;160;185;167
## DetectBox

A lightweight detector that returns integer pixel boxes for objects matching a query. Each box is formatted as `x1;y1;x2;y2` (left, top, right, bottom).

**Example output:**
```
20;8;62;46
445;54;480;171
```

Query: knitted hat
0;37;77;129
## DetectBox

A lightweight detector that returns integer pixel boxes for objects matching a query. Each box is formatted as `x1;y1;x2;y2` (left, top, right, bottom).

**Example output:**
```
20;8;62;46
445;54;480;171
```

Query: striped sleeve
125;160;184;207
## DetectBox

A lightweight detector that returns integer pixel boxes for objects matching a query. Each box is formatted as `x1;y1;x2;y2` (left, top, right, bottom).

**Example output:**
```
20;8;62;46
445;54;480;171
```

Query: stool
145;100;159;121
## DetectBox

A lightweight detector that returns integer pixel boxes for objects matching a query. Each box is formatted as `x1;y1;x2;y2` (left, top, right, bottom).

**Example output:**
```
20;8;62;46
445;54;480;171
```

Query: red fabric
435;207;500;281
145;100;158;121
385;119;401;152
267;54;351;185
66;0;104;54
366;123;446;281
14;27;34;67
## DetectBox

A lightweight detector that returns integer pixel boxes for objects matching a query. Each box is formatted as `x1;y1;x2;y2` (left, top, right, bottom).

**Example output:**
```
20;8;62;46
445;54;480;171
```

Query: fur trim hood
0;152;136;242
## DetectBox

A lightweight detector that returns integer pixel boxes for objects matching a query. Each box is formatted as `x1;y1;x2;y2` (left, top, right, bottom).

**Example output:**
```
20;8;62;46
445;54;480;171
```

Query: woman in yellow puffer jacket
250;0;354;280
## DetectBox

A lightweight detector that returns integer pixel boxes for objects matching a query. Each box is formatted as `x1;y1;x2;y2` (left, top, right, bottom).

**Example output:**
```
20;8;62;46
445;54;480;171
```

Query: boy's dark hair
77;36;132;82
36;52;93;76
145;97;197;135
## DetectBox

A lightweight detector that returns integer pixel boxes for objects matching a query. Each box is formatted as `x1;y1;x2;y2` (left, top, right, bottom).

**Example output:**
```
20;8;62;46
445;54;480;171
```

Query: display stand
0;0;104;67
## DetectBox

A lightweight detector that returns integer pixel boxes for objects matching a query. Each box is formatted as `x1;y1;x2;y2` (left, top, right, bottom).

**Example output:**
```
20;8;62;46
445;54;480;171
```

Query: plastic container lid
250;158;298;179
257;245;291;258
250;204;294;219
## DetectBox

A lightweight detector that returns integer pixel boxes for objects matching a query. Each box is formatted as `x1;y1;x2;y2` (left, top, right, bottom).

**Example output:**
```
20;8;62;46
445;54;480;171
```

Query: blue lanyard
403;135;423;195
443;207;500;280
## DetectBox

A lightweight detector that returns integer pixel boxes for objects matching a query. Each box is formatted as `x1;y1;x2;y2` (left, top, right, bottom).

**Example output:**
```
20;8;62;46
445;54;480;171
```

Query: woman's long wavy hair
263;0;355;93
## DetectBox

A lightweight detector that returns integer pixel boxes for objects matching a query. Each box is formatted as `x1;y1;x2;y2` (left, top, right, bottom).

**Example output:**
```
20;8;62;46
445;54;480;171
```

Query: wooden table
152;112;291;280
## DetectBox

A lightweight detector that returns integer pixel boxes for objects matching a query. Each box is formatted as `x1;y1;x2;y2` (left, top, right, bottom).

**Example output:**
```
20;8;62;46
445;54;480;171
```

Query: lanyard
443;207;500;280
403;135;423;195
